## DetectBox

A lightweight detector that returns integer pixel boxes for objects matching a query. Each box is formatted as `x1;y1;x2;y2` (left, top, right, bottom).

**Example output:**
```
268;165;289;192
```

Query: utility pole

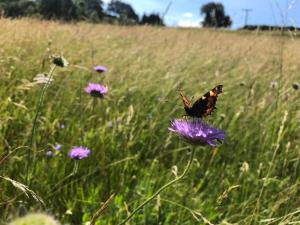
242;9;252;26
162;1;173;20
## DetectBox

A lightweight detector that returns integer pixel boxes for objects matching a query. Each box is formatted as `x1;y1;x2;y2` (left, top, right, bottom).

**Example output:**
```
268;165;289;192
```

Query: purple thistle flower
169;119;225;147
85;83;108;98
94;65;108;73
46;151;53;157
68;146;91;160
54;144;62;151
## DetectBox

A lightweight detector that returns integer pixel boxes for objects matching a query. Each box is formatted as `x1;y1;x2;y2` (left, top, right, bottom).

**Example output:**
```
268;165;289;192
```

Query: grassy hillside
0;19;299;224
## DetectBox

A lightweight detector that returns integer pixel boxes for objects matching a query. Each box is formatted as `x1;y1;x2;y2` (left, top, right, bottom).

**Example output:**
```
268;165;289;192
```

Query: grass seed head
51;55;69;67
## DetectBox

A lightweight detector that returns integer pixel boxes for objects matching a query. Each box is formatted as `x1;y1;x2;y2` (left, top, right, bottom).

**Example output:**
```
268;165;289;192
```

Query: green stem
79;75;84;145
118;147;196;225
26;65;57;185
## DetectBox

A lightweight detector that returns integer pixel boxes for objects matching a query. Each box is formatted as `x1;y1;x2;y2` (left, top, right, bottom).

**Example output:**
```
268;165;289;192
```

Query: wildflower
85;83;108;98
270;81;278;89
240;161;249;173
46;151;53;157
68;146;91;160
94;65;108;73
169;119;225;147
107;121;113;128
54;144;62;151
51;55;69;67
292;82;299;90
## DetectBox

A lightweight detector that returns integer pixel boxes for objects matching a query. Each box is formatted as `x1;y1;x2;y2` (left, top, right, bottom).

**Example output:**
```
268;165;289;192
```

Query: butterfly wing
191;85;223;118
180;92;192;109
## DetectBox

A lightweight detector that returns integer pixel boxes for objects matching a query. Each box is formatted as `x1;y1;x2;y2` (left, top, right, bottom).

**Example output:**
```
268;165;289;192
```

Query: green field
0;18;300;224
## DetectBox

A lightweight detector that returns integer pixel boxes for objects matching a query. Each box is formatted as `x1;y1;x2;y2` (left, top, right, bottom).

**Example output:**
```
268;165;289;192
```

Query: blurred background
1;0;300;29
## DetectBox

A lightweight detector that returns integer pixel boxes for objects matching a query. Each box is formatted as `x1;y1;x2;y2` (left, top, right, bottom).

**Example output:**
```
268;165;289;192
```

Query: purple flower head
46;151;53;157
68;146;91;160
94;65;108;73
169;119;225;147
85;83;108;98
54;144;62;151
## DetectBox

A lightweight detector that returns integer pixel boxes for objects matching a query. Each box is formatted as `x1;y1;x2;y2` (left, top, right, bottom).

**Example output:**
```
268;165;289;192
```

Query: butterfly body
180;85;223;118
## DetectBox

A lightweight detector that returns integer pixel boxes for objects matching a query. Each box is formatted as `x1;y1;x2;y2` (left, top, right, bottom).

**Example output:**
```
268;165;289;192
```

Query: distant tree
0;0;21;18
75;0;103;21
200;2;231;28
38;0;78;21
0;0;38;18
140;13;164;26
20;1;38;16
107;0;139;24
86;0;103;18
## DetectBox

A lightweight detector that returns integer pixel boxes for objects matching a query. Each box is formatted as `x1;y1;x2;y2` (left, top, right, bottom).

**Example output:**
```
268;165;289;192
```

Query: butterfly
180;85;223;118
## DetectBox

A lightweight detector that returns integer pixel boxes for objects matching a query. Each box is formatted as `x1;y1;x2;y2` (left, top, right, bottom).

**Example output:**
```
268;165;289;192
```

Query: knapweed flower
46;151;53;157
169;119;225;147
94;65;107;73
54;144;62;151
85;83;108;98
68;146;91;160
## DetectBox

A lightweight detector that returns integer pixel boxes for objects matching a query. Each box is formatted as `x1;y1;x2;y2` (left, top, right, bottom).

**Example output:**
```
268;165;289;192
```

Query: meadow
0;18;299;224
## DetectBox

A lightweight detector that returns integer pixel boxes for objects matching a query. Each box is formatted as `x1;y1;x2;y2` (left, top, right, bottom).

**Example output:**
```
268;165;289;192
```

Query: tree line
0;0;164;26
0;1;232;28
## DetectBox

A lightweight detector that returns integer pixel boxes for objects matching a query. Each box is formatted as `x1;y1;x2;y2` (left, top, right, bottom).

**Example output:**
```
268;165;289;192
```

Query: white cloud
102;0;111;4
183;13;193;18
178;18;203;28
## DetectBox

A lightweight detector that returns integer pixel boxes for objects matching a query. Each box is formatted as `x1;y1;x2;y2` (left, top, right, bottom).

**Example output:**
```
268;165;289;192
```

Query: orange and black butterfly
180;85;223;118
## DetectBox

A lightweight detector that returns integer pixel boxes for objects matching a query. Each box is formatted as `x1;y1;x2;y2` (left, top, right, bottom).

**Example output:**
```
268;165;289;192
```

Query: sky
103;0;300;29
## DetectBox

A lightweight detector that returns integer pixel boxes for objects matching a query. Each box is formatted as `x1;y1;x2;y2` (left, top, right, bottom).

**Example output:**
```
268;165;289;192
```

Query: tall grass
0;18;299;224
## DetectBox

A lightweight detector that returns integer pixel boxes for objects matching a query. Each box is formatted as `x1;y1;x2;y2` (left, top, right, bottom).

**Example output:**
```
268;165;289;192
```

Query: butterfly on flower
180;85;223;118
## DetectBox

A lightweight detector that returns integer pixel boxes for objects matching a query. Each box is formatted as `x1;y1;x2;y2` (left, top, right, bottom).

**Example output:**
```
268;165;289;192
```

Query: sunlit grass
0;18;299;224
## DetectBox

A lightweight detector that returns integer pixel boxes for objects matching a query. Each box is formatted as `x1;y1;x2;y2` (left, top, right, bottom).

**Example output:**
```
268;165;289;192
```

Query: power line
162;1;173;20
242;8;252;26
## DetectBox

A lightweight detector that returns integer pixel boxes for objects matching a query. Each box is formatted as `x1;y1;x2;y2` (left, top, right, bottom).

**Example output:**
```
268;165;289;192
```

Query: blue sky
104;0;300;29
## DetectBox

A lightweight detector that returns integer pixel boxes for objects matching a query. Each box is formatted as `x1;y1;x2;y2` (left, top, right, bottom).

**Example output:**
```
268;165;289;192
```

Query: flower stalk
26;65;57;185
118;147;196;225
